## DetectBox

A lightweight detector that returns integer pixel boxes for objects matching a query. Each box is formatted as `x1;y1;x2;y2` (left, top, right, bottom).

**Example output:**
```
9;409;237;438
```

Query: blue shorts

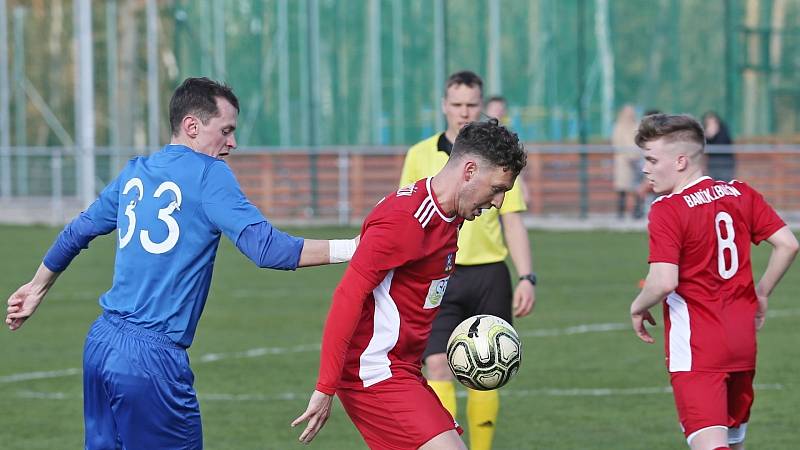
83;312;202;450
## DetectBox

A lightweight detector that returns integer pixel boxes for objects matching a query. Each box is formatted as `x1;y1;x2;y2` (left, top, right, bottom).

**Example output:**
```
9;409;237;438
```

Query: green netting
6;0;800;147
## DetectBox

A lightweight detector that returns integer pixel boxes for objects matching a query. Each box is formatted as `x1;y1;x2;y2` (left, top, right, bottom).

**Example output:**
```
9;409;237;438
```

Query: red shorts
670;370;754;440
337;378;462;449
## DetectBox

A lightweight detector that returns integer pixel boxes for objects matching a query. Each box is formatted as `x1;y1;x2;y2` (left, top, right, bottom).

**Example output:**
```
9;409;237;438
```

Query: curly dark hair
451;118;527;176
169;77;240;136
635;113;705;150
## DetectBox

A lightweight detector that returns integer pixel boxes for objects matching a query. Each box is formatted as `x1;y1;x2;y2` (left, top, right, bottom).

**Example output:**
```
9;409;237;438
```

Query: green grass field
1;225;798;449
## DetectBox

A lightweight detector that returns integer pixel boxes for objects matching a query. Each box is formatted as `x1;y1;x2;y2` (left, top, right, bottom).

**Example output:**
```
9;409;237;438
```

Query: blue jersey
46;144;303;347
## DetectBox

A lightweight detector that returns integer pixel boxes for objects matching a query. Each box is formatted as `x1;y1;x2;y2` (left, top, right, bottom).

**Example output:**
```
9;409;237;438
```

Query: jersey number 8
119;177;183;254
715;211;739;279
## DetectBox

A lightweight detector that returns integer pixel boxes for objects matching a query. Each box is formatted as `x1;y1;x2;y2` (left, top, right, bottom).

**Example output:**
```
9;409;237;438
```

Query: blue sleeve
235;221;305;270
201;161;266;242
43;177;121;272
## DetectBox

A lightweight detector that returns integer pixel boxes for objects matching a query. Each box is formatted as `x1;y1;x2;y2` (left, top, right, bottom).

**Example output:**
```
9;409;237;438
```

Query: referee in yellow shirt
400;71;536;450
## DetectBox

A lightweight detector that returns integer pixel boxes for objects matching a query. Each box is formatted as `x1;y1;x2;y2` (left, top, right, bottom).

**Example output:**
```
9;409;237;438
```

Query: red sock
712;447;731;450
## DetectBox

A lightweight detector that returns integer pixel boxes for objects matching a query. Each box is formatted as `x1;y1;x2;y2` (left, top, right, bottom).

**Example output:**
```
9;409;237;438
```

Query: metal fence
4;0;800;208
3;0;800;149
2;144;799;226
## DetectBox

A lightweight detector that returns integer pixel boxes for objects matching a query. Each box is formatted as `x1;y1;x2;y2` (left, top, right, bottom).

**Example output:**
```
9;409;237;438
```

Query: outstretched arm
204;163;358;269
754;226;799;330
630;262;678;343
298;237;359;267
501;212;535;317
235;222;358;269
7;187;119;331
6;263;61;331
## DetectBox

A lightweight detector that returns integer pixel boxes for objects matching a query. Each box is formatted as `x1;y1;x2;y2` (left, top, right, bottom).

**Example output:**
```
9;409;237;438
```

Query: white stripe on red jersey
358;270;400;387
316;178;462;394
648;177;785;372
666;292;692;372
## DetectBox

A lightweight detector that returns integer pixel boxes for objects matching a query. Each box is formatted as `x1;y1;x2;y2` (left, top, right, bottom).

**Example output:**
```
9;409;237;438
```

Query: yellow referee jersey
399;133;527;265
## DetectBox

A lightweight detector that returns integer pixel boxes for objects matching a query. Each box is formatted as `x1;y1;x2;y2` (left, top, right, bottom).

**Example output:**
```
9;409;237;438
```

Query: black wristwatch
518;273;537;286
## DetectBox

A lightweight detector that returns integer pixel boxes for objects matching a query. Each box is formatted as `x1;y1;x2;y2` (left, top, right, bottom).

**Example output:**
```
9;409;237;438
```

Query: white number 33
118;177;183;254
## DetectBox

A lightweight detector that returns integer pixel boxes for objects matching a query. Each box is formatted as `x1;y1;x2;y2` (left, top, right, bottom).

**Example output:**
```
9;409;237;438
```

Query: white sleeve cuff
329;238;357;263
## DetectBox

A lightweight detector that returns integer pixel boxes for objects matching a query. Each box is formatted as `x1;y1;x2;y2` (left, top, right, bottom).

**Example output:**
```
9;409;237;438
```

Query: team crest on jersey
424;276;450;309
444;253;455;273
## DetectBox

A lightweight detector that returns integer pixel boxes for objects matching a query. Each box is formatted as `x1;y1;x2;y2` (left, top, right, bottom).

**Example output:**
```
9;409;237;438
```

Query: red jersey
648;176;785;372
316;177;462;394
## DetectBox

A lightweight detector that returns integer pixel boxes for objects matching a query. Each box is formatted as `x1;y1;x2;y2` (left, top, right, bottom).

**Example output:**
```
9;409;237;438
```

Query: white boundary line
13;383;785;402
198;343;321;363
0;368;81;384
519;322;628;337
3;309;799;385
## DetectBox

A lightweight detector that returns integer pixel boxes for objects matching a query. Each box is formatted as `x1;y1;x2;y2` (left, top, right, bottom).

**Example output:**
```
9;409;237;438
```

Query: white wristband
329;239;357;263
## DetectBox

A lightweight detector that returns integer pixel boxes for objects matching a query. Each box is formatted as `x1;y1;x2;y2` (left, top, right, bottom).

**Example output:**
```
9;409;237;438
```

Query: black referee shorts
423;261;513;359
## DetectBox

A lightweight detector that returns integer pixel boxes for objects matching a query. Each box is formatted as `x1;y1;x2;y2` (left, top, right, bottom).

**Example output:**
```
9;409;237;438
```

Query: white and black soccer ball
446;314;522;391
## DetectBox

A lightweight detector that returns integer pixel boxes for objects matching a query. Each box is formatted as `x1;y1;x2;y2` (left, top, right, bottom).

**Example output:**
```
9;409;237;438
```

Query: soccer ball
446;314;522;390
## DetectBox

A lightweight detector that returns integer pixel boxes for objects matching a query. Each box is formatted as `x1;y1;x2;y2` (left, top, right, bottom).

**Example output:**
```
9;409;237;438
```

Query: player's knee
425;353;453;380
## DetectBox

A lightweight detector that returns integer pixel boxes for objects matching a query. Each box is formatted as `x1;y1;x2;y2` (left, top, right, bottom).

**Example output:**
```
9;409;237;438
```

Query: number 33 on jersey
93;144;268;347
119;177;183;254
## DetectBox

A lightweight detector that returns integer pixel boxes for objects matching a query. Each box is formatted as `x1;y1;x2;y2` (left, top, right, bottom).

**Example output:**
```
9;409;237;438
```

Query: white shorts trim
686;425;727;446
728;422;748;445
